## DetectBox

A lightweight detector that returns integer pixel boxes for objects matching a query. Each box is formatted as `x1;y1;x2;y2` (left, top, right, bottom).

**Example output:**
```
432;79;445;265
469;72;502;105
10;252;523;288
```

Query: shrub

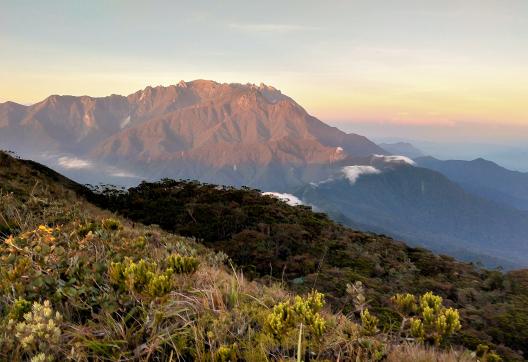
346;280;367;312
109;258;175;297
391;293;417;316
360;308;379;336
77;222;97;237
7;298;32;321
391;291;461;346
7;300;62;361
215;344;237;361
267;291;326;339
146;273;172;297
166;254;200;274
101;218;122;231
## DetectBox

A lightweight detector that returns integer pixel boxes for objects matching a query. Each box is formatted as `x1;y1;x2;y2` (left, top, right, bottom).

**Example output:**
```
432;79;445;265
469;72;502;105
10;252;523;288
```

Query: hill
416;156;528;211
295;161;528;269
92;176;528;360
1;152;506;361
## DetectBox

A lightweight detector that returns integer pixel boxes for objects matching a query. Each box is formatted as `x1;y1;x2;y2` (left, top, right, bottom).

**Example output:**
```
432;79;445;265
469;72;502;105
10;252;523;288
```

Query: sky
1;0;527;143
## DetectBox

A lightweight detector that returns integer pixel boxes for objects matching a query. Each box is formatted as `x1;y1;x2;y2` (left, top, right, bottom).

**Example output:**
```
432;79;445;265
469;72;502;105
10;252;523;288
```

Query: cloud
107;169;139;178
57;156;93;169
228;23;317;33
342;165;381;184
55;154;140;179
263;192;304;206
373;154;416;165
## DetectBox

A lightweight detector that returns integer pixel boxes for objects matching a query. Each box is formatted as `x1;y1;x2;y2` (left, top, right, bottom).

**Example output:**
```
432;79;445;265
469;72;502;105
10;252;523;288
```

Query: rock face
0;80;386;189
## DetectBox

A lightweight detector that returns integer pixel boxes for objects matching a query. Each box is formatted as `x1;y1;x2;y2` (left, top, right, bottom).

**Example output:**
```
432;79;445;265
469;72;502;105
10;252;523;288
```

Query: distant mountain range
296;155;528;268
378;142;425;158
416;156;528;211
0;80;385;189
2;80;528;269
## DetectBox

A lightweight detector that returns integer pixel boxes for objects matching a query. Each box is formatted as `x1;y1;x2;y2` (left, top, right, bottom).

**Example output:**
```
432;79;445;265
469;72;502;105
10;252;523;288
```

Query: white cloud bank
57;156;93;169
56;154;139;179
373;154;416;166
342;165;381;184
262;192;304;206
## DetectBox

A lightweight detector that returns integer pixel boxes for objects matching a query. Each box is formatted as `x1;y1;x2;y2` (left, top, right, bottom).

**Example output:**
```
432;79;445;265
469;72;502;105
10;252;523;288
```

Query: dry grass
387;343;474;362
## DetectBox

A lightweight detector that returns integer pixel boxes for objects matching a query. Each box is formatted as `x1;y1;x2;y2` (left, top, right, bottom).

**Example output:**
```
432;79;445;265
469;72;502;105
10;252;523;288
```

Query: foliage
90;178;528;360
360;309;380;336
391;291;461;346
101;218;122;231
1;151;525;361
267;290;326;340
4;300;62;361
166;253;200;274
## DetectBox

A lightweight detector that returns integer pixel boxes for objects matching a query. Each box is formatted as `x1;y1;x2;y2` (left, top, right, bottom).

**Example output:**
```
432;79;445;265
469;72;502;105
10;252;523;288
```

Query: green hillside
0;151;524;361
93;179;528;360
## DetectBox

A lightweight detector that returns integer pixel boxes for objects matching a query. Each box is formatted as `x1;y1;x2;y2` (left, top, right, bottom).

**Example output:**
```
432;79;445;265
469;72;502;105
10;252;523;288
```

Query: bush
360;308;379;336
267;290;326;339
166;254;200;274
5;300;62;361
391;291;461;346
101;218;122;231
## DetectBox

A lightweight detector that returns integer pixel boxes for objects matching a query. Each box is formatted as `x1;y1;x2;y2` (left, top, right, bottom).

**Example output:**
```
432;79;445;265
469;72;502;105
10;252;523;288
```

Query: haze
1;0;527;143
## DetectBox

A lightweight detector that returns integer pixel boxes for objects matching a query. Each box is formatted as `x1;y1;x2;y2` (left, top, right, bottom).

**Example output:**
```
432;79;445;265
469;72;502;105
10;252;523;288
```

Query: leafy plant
6;300;62;361
360;308;379;336
267;290;326;339
391;291;461;346
166;253;200;274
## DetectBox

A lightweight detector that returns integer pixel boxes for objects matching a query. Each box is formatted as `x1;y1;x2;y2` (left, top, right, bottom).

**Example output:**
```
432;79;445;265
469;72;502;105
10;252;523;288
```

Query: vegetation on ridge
92;178;528;360
0;151;523;361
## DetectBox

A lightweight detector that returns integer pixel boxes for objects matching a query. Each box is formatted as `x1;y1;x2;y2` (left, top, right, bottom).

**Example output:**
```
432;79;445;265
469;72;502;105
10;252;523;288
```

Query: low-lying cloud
263;192;304;206
57;156;93;169
374;154;416;166
342;165;381;184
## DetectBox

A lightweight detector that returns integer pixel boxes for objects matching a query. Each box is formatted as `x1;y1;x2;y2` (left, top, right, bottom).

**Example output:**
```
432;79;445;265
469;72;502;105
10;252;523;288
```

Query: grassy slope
93;179;528;361
0;151;520;361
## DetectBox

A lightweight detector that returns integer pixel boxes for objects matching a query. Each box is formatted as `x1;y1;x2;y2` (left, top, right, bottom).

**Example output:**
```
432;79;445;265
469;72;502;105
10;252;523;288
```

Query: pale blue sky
1;0;527;141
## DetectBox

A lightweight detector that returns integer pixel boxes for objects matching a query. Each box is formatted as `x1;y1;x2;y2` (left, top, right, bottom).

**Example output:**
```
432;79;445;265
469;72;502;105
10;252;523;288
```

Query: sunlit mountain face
0;81;386;189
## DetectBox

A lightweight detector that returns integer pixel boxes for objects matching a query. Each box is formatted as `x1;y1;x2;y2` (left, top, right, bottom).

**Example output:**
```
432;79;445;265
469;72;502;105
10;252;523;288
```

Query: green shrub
166;254;199;274
267;291;326;339
109;258;175;297
215;344;237;362
360;308;379;336
7;298;32;321
101;218;122;231
391;291;461;346
77;222;98;237
146;273;172;297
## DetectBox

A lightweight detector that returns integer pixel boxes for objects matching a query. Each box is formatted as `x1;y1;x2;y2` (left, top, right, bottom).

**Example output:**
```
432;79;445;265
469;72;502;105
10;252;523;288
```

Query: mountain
0;80;386;189
295;156;528;269
416;156;528;211
378;142;425;158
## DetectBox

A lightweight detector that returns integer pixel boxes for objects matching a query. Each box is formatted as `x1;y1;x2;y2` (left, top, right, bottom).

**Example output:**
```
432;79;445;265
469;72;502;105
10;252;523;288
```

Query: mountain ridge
416;156;528;211
0;80;386;188
295;160;528;269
